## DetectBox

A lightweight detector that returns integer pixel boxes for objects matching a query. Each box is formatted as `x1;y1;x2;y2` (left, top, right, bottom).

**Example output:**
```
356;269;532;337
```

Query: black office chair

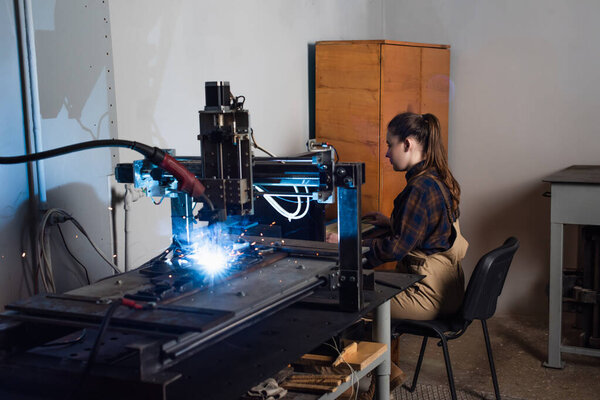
392;237;519;400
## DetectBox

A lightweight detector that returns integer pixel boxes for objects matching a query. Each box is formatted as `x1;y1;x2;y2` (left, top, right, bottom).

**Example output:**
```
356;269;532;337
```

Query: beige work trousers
391;220;468;320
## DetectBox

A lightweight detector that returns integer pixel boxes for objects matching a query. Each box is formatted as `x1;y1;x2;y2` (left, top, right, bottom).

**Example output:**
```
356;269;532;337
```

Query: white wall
384;0;600;314
0;0;122;309
0;0;33;308
4;0;593;316
108;0;385;267
31;0;118;289
0;0;385;307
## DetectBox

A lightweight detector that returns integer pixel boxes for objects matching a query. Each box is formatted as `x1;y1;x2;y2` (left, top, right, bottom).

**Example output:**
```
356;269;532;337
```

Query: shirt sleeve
365;185;429;267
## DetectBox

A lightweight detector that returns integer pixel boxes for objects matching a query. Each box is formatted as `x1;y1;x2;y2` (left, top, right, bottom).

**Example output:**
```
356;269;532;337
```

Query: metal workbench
0;271;419;400
544;165;600;368
162;271;418;400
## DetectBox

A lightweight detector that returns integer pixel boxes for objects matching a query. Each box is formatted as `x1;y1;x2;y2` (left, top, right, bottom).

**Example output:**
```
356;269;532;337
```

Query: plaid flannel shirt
365;162;457;267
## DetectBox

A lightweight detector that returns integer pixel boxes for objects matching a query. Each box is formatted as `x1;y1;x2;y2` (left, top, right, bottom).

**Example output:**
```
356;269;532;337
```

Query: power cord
56;224;91;285
70;300;121;399
249;129;315;221
70;298;153;398
250;128;276;157
255;185;310;222
36;209;120;293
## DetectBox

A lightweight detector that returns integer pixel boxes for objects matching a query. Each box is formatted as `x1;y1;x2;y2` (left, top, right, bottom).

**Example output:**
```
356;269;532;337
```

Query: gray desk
544;165;600;368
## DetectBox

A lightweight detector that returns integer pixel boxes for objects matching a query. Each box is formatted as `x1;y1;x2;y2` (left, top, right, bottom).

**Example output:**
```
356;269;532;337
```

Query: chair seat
393;317;468;339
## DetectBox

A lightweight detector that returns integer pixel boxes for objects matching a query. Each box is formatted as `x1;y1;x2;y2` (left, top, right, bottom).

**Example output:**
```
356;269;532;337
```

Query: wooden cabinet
315;40;450;216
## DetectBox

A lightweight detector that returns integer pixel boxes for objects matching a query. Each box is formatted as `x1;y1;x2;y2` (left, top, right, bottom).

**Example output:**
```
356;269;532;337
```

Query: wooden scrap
282;382;337;393
293;353;335;369
333;342;358;367
340;341;387;371
289;373;350;383
289;378;342;386
300;354;335;363
287;374;343;386
292;341;387;374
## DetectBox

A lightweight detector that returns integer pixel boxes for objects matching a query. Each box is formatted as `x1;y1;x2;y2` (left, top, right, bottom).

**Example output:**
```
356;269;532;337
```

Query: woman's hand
363;211;391;228
326;232;338;243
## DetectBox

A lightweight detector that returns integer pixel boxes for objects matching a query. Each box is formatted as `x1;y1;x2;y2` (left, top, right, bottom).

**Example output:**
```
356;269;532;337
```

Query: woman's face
385;132;410;171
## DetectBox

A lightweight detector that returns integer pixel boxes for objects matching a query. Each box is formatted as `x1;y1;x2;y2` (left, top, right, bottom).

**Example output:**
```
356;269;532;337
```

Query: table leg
544;222;565;368
373;299;390;400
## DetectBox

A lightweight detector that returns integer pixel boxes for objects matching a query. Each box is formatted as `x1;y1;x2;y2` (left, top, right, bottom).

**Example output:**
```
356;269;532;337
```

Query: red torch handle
159;154;205;198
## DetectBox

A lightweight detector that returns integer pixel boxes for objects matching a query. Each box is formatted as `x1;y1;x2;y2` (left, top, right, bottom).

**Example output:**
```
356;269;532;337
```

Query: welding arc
0;139;205;198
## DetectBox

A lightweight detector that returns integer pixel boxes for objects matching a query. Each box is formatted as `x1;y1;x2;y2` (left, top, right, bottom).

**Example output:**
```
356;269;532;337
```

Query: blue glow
187;241;230;277
181;224;250;279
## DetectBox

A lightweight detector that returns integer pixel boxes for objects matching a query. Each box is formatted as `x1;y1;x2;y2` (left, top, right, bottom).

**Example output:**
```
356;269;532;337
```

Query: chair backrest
460;237;519;321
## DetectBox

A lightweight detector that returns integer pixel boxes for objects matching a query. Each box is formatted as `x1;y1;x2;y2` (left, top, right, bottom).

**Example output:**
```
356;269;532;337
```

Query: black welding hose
0;139;206;198
0;139;159;164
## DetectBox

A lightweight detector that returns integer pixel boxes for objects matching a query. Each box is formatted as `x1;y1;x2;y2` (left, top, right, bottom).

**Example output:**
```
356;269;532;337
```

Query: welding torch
0;139;205;198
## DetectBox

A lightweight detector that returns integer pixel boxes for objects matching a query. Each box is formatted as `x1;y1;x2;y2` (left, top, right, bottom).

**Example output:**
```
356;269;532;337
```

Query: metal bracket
327;269;340;291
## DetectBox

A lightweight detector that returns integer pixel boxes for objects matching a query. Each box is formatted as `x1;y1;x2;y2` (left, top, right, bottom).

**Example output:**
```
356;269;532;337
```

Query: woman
327;112;468;394
329;112;467;319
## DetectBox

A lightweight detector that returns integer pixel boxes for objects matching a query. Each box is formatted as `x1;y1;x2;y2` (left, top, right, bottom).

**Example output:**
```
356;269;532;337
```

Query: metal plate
5;254;336;335
174;256;336;314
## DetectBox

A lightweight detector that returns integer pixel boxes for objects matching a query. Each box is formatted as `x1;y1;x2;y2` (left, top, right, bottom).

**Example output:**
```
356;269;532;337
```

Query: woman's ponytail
421;113;441;159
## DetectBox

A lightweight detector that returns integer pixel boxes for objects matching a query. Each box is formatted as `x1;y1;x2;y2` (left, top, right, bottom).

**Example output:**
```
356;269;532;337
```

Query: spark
182;224;250;279
187;244;229;277
112;254;117;258
21;252;26;258
75;235;78;239
107;206;113;211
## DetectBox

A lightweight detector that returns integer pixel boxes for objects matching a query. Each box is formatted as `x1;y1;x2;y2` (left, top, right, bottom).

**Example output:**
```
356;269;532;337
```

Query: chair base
398;320;501;400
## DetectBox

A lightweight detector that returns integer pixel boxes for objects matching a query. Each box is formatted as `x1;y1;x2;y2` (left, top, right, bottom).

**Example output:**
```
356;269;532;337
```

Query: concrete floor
395;314;600;400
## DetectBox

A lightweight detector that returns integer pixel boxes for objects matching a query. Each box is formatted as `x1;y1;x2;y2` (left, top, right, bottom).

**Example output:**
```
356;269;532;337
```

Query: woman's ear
403;138;412;151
